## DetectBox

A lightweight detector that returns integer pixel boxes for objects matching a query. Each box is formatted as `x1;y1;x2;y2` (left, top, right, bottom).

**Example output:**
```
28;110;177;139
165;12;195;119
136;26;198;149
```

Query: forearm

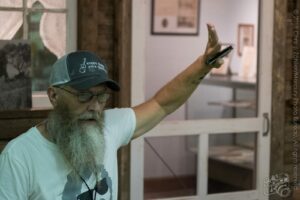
153;55;211;114
132;24;221;138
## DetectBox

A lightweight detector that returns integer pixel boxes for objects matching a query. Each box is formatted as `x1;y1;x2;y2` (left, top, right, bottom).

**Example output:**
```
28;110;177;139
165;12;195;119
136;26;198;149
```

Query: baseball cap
49;51;120;91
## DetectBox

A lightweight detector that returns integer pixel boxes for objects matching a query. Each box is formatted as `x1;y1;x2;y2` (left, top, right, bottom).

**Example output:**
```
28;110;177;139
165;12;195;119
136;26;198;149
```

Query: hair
46;97;105;180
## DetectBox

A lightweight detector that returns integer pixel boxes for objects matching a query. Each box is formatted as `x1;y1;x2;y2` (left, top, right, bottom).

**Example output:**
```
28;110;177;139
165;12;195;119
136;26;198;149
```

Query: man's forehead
68;84;109;93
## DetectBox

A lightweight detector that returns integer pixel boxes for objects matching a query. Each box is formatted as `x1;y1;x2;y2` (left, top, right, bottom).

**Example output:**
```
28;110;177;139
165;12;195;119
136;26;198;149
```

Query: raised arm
132;24;223;139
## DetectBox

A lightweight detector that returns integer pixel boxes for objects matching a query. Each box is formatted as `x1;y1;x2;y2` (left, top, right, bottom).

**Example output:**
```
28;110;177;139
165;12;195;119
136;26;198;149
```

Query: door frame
130;0;274;199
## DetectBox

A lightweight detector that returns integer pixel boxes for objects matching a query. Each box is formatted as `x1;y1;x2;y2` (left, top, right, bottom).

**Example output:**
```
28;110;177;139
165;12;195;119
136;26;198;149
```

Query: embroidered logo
79;58;87;73
79;57;107;74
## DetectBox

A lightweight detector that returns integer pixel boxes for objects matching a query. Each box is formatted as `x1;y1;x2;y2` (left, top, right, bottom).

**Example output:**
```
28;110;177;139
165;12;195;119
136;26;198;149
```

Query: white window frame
130;0;273;199
0;0;77;108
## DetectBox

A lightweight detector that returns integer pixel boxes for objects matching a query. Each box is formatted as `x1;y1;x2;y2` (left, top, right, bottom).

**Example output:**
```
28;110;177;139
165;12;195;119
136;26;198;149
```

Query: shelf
208;100;256;109
202;74;256;89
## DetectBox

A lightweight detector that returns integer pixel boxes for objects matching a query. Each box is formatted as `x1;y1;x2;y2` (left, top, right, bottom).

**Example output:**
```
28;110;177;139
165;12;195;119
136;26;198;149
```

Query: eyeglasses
57;87;111;103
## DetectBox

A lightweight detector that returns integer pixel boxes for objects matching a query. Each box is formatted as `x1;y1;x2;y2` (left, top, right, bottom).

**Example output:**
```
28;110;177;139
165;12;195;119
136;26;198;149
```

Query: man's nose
87;97;105;112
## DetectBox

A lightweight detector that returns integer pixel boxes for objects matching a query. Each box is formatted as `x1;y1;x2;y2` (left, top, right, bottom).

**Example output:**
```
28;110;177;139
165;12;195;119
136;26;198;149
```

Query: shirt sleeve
0;152;29;199
104;108;136;148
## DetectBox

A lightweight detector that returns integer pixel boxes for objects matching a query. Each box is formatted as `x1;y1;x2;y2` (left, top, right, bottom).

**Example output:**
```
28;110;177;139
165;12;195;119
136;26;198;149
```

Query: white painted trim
130;0;147;200
146;190;258;200
198;133;208;199
145;118;262;137
256;0;274;199
130;138;145;200
149;196;201;200
32;91;51;108
206;190;259;200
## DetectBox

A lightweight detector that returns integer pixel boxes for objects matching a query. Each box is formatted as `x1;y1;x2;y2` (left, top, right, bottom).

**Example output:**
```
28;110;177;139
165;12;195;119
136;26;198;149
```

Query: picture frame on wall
151;0;200;35
237;24;254;56
0;40;32;110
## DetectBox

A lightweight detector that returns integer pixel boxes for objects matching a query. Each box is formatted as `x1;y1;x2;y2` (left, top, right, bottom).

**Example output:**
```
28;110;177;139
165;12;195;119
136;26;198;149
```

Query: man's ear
47;87;59;107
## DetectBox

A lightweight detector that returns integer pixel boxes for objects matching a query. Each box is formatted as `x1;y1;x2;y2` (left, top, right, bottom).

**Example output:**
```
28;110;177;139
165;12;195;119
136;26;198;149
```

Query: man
0;24;222;199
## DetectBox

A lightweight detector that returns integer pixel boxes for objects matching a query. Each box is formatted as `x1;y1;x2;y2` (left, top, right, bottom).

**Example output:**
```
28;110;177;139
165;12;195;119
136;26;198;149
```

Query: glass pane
187;83;257;119
27;0;66;9
146;0;259;120
0;11;23;40
208;132;257;194
29;2;66;91
0;0;22;8
144;136;198;199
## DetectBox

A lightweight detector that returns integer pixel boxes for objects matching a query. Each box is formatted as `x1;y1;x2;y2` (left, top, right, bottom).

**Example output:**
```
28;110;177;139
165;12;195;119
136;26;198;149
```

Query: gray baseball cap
49;51;120;91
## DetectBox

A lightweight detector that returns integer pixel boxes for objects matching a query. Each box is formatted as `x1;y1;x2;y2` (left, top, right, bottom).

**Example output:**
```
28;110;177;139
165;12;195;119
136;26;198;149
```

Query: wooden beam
270;0;287;179
114;1;132;200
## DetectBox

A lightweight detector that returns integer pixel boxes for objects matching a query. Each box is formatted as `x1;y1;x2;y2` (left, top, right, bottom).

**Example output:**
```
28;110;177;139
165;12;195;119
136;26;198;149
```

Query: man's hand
195;24;223;77
205;24;224;67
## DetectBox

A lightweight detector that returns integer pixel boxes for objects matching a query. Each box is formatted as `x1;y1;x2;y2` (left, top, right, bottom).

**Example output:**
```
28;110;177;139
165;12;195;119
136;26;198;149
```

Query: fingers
205;24;222;68
207;24;219;46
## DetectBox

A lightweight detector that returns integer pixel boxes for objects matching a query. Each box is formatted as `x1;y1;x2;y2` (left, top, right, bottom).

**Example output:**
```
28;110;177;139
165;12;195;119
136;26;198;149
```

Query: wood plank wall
0;109;50;152
272;0;300;199
77;1;132;200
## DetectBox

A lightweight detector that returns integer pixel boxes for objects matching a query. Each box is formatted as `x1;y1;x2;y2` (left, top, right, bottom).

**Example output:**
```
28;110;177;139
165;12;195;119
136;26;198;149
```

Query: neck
36;120;53;142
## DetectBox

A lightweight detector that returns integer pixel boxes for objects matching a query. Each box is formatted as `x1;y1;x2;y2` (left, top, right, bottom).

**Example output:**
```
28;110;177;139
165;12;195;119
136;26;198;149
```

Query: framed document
151;0;200;35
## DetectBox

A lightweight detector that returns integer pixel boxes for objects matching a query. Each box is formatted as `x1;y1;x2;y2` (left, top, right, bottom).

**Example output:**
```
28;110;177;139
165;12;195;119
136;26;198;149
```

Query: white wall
144;0;258;178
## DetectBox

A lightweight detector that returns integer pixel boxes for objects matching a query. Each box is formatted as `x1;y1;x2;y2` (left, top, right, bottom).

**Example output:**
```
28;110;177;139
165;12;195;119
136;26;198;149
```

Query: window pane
28;0;66;91
187;81;257;119
29;10;66;91
144;136;197;199
0;11;23;40
208;132;257;194
27;0;66;9
146;0;259;120
0;0;22;8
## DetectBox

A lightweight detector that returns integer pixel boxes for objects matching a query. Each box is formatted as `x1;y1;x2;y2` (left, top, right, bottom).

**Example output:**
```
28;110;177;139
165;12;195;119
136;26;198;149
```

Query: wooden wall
271;0;300;199
77;1;132;200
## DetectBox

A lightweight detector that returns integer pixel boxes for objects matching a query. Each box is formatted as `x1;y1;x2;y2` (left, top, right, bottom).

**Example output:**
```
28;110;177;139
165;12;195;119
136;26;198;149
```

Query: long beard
46;100;105;180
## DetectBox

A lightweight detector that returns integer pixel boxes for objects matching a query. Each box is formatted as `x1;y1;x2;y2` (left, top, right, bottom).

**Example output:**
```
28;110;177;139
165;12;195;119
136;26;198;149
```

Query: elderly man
0;24;223;200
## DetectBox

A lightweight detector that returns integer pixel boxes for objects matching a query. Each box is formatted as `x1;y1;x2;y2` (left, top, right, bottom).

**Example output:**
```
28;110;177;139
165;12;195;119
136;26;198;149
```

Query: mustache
77;112;101;121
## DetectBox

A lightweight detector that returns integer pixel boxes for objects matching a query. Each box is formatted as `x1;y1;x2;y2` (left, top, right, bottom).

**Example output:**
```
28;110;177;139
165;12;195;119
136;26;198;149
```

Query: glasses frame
56;86;111;103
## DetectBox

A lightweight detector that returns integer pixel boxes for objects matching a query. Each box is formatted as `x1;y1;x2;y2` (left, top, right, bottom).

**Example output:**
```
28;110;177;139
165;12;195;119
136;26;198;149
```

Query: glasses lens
78;92;93;102
98;93;110;102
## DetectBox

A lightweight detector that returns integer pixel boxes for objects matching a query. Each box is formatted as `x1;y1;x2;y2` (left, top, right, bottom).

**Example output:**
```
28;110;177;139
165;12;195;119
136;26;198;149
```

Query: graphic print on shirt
62;165;113;200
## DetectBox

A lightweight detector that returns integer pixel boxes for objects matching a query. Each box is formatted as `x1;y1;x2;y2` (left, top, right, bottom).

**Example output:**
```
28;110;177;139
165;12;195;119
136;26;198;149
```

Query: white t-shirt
0;108;136;200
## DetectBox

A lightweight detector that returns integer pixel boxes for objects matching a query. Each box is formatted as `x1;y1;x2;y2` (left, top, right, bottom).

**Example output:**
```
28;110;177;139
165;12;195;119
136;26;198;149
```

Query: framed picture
151;0;200;35
210;43;234;76
0;40;32;110
237;24;254;56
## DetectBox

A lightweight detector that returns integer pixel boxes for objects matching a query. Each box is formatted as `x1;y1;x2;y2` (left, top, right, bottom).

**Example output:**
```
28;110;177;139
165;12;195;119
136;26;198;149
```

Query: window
0;0;77;108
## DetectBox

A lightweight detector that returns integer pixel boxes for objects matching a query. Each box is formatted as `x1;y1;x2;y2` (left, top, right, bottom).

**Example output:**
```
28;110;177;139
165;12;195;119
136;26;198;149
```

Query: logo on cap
79;57;107;74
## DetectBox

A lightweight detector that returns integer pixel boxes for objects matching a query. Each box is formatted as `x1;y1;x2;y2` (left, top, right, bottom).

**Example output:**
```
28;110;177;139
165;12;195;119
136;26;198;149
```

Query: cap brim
66;76;120;91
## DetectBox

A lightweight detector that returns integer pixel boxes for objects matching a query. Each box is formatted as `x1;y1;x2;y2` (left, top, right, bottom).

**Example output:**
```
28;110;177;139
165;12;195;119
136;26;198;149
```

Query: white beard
46;101;105;180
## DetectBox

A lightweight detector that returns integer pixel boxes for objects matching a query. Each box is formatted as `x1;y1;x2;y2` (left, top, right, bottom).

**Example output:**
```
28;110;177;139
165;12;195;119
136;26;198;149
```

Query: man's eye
79;93;92;100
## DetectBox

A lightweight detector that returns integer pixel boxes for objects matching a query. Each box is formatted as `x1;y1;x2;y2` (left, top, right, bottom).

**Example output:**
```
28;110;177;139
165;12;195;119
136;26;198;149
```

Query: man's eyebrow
81;88;110;94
